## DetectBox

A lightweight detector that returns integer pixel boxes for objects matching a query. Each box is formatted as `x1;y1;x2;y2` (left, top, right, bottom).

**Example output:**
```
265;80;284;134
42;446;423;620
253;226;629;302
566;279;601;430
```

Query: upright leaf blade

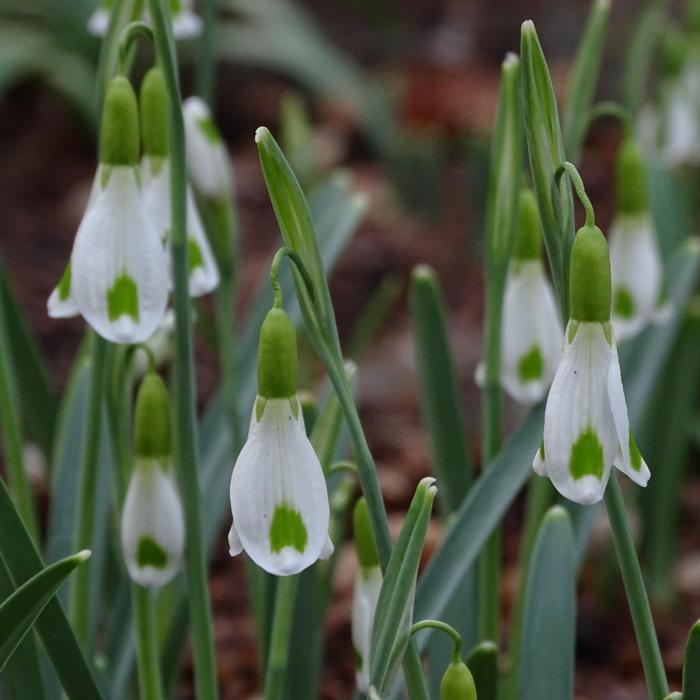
683;620;700;699
517;507;575;699
465;641;499;700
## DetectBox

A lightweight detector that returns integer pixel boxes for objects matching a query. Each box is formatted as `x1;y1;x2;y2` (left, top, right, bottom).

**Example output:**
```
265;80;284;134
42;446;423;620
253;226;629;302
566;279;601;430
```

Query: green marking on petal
354;647;363;671
197;116;222;144
517;345;544;382
107;273;139;323
57;263;72;301
136;536;167;569
569;429;605;481
188;237;204;273
614;287;635;319
170;0;182;13
567;320;580;344
629;431;643;471
269;503;307;554
255;396;267;422
539;440;545;460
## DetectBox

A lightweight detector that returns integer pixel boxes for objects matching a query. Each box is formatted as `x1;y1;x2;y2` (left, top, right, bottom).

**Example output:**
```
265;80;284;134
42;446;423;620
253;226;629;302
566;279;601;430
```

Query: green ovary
136;536;168;569
614;287;635;319
188;238;204;273
517;345;544;382
569;429;605;481
107;273;139;322
269;504;308;554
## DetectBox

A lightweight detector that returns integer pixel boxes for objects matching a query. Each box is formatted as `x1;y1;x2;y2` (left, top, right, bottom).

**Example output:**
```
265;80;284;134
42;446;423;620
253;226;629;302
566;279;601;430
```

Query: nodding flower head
228;304;332;576
533;225;650;505
88;0;202;39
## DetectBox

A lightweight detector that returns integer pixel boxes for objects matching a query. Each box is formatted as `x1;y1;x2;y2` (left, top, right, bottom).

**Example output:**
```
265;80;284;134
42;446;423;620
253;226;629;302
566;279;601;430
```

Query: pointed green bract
140;67;169;158
517;345;544;382
269;504;307;553
512;189;543;261
569;225;611;323
353;497;380;570
107;273;139;323
614;287;635;319
257;306;298;399
100;77;139;167
615;139;648;215
569;429;604;481
134;374;172;459
136;536;168;569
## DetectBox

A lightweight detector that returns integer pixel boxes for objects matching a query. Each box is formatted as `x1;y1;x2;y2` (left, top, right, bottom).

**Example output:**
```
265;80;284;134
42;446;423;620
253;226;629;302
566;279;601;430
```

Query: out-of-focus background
2;1;700;698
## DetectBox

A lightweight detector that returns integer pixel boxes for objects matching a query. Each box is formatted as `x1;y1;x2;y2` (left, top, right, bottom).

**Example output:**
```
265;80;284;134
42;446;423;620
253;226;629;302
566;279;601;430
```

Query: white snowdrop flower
121;373;184;587
86;2;110;36
534;224;650;505
140;69;219;296
351;497;382;694
182;96;231;200
89;0;202;39
52;76;169;344
610;139;670;341
229;304;332;576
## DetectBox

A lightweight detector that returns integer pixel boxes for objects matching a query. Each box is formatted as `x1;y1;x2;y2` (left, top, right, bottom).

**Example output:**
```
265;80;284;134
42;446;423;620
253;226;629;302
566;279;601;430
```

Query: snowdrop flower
139;68;219;296
86;0;110;36
88;0;202;39
121;373;184;587
610;138;669;341
48;76;169;343
228;303;332;576
352;497;382;694
533;224;650;505
479;189;561;404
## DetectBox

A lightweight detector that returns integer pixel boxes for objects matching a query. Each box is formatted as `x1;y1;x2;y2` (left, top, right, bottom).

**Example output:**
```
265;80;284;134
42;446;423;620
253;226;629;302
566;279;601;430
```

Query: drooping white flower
534;224;650;505
88;0;202;39
229;305;332;576
121;373;184;588
182;96;232;200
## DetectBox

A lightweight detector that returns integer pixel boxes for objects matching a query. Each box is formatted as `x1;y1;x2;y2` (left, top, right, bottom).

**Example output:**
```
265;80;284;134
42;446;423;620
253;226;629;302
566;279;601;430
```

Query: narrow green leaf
683;620;700;699
0;551;91;672
517;507;575;699
465;641;499;700
520;20;574;316
369;477;437;695
562;0;611;161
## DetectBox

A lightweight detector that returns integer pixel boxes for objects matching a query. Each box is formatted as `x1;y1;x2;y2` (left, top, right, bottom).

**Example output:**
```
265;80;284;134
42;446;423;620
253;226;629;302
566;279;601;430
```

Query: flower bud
512;188;542;261
440;660;477;700
134;373;172;459
100;77;140;167
569;225;611;323
615;138;647;216
257;306;298;399
140;67;169;159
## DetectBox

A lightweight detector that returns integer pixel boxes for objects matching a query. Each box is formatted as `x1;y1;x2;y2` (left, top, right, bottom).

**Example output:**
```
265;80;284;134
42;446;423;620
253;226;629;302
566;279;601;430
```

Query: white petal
172;10;203;39
185;187;220;296
473;362;485;388
663;85;700;166
320;533;334;560
500;261;562;405
120;460;185;588
141;157;172;242
352;566;382;694
71;167;169;344
541;322;617;505
228;522;243;556
182;97;231;199
47;267;78;319
86;8;109;36
229;397;330;576
532;444;546;476
607;342;650;487
610;213;665;342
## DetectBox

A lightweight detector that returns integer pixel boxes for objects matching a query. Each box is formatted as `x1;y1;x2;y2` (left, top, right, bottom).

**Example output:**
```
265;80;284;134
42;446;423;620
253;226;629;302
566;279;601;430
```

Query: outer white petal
320;533;334;560
228;522;243;556
532;443;546;477
500;261;562;405
610;213;665;341
86;7;109;36
229;397;331;576
182;97;231;199
172;10;203;39
541;322;617;505
352;566;382;694
141;157;171;241
71;167;169;344
47;271;79;318
120;460;185;588
185;187;220;296
607;341;651;487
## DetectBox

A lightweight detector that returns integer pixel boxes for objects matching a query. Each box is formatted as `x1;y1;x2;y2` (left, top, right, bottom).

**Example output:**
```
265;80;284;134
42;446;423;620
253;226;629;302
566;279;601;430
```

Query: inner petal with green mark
107;273;139;322
517;345;543;382
269;503;308;554
136;536;167;569
197;117;222;144
57;263;72;301
569;429;605;481
188;237;204;273
629;431;643;471
614;287;635;319
354;648;363;671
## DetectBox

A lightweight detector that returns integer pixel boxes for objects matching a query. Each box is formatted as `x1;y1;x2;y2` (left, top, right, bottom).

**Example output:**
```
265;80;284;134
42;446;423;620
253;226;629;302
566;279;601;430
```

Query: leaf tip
254;126;270;145
411;264;435;284
76;549;92;563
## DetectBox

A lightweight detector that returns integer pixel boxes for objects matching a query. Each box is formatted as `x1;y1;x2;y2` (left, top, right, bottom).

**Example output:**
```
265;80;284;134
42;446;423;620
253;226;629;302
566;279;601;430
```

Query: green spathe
440;660;477;700
134;373;172;458
257;306;298;399
512;188;543;260
136;536;168;569
269;504;307;553
353;497;380;570
615;138;648;215
100;76;139;166
569;429;605;481
140;67;169;158
107;273;139;323
569;225;611;323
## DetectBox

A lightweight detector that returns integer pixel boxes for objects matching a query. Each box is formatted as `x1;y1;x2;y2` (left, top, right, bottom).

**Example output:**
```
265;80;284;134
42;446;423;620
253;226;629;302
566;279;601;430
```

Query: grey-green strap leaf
562;0;611;161
370;477;437;695
683;620;700;698
517;506;575;699
465;641;499;700
0;551;91;672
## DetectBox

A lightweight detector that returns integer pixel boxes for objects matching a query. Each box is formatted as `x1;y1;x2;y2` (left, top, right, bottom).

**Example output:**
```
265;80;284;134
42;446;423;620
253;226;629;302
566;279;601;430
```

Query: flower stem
605;474;669;699
264;575;299;700
147;1;219;697
133;584;164;700
196;0;218;106
0;288;39;541
410;620;462;662
69;332;109;647
555;162;596;228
